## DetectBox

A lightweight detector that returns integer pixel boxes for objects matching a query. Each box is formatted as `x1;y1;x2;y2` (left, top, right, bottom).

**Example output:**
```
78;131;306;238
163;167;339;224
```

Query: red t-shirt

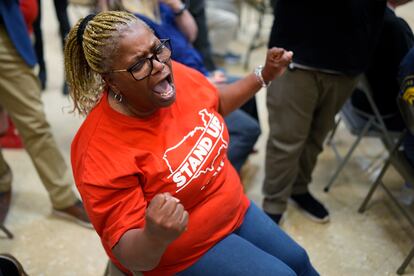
71;62;250;276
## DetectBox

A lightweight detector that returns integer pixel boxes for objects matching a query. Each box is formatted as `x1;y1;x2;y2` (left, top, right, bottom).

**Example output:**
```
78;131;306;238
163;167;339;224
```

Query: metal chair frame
357;129;414;274
326;76;414;274
324;76;401;192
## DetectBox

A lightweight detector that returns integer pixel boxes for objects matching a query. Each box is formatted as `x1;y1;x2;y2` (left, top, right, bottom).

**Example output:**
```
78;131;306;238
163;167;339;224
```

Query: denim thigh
178;203;319;276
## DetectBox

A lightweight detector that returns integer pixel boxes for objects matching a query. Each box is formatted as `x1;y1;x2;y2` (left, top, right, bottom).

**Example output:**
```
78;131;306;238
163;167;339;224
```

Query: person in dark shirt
263;0;386;224
351;1;414;131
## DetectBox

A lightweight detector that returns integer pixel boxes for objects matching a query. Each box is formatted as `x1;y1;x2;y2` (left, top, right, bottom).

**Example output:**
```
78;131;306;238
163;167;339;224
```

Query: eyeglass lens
130;40;171;81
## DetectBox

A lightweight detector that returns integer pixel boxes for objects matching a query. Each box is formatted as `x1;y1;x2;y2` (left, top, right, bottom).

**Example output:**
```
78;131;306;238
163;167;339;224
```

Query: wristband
174;2;187;16
254;65;271;88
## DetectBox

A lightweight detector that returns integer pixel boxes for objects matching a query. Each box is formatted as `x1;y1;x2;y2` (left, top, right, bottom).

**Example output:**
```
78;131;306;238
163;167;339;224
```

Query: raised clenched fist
144;193;189;244
261;47;293;83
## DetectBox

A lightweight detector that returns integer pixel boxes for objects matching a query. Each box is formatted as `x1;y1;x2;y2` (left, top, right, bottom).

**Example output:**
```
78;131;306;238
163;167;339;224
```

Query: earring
113;93;123;103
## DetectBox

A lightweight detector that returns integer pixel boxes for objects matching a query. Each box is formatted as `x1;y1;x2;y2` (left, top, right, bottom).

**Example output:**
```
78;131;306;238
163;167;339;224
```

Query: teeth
160;84;174;97
161;89;172;97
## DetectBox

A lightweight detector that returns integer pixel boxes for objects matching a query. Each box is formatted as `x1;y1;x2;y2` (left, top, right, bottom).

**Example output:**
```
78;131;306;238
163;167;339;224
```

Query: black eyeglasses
110;38;172;81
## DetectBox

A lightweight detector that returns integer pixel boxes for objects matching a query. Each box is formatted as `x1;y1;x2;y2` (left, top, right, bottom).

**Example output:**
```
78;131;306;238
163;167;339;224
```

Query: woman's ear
103;75;122;94
101;73;117;93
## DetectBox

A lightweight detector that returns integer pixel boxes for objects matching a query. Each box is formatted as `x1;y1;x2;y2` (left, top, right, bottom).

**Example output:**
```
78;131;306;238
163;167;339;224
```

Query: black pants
188;0;217;72
33;0;70;72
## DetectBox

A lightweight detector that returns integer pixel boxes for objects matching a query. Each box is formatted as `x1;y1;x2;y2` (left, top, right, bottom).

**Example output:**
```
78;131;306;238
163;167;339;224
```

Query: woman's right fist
145;193;189;244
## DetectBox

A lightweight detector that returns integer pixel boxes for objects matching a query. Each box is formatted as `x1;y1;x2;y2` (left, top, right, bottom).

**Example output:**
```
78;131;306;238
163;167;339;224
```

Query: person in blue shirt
0;0;91;234
138;2;210;76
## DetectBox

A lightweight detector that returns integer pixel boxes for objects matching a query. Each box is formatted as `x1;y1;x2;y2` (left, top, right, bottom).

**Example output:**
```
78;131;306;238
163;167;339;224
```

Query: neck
108;89;157;118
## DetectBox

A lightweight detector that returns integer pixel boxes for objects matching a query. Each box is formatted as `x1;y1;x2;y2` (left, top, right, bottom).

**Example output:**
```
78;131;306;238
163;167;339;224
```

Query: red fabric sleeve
81;174;148;250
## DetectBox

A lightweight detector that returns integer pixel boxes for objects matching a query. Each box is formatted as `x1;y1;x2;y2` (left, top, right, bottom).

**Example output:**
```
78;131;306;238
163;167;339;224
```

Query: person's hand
261;47;293;83
159;0;183;12
144;193;189;244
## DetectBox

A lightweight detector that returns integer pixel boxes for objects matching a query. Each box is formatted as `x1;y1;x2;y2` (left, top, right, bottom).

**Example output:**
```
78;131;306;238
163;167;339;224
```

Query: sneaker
53;200;93;229
290;192;330;223
264;211;283;225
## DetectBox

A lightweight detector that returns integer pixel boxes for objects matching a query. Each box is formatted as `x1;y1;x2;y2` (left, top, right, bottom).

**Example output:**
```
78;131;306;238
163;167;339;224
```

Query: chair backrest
342;75;402;148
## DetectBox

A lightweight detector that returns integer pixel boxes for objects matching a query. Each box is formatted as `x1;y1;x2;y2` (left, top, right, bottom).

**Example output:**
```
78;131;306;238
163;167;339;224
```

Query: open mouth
153;74;175;100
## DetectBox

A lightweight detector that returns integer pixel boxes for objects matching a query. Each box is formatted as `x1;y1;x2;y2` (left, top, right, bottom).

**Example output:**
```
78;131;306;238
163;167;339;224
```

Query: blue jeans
177;203;319;276
225;109;261;172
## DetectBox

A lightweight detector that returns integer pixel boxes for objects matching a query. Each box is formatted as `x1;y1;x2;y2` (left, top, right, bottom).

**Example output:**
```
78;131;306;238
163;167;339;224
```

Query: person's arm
160;0;198;43
112;193;188;272
217;47;293;116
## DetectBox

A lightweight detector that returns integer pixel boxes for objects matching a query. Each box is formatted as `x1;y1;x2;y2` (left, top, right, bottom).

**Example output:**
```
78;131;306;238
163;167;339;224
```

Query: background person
263;0;386;224
351;0;414;131
0;0;91;231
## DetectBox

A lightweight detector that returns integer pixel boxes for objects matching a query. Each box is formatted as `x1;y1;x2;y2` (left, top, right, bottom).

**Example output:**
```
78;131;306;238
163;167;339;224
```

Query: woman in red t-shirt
64;11;319;276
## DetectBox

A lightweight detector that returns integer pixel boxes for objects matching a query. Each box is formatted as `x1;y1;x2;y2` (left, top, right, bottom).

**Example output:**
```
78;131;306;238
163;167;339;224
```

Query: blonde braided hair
64;11;140;115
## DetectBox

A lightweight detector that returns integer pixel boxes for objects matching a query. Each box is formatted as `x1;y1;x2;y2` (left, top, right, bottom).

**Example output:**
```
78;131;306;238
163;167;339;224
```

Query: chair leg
324;119;372;192
0;224;13;239
397;245;414;275
380;181;414;227
358;132;405;213
358;155;393;213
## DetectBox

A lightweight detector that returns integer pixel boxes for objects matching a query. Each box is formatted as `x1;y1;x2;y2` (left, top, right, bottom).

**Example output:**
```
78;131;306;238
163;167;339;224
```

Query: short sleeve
80;174;147;250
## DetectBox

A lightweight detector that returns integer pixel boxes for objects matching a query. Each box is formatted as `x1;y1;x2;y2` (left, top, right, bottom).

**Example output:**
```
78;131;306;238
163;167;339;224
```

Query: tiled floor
1;1;414;275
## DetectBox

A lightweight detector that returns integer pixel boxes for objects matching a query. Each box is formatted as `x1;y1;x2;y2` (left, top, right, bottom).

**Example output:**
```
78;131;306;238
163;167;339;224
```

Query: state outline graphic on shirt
163;109;228;193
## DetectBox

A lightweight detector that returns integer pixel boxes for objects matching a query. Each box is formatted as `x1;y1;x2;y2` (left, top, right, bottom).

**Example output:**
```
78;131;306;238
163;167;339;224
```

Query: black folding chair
358;94;414;274
324;76;402;192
